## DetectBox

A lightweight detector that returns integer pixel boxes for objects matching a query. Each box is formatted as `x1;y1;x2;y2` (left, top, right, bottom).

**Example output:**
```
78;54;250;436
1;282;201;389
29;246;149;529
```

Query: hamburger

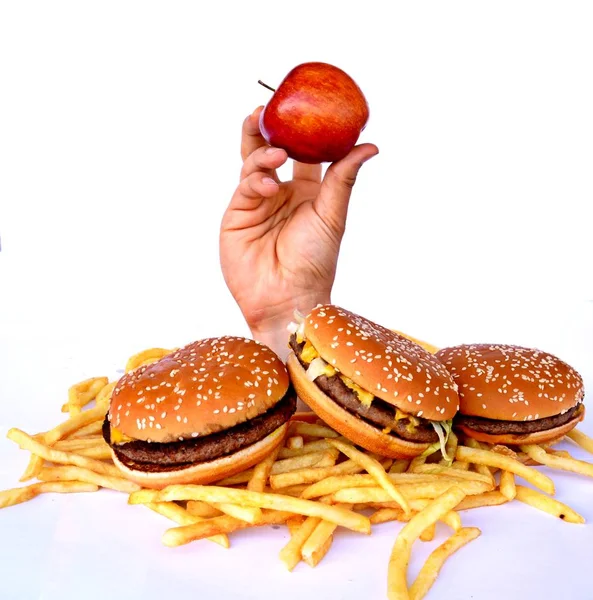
103;336;296;488
286;305;460;459
435;343;585;445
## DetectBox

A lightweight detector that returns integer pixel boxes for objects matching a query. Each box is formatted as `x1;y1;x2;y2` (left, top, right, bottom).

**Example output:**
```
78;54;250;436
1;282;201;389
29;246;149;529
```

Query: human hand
220;106;378;357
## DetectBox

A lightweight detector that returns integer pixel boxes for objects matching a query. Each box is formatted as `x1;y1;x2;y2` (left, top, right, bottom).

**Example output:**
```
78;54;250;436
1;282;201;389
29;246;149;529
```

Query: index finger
241;106;267;161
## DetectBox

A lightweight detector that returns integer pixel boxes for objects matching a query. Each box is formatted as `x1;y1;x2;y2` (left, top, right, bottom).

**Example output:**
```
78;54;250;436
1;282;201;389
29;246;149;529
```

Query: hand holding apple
259;62;369;164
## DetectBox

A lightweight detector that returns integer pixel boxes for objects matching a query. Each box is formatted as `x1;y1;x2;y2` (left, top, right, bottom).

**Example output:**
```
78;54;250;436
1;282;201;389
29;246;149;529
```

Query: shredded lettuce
425;420;453;465
420;442;441;460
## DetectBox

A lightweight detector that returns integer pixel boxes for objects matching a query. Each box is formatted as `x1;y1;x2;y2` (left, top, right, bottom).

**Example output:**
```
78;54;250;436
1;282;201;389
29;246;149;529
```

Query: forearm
249;292;331;360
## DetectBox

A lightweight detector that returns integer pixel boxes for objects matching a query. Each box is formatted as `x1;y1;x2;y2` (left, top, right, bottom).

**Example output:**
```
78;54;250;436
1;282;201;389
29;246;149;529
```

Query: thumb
313;143;379;239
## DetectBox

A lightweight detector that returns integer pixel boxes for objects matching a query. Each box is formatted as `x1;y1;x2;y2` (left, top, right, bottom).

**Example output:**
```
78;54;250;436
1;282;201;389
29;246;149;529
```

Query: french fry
420;523;436;542
329;439;410;516
409;499;462;532
410;464;494;486
567;429;593;455
370;503;461;531
286;515;306;535
300;473;459;500
278;438;347;459
499;470;516;500
451;461;470;471
53;436;106;451
381;458;394;471
333;479;491;504
515;485;585;524
125;348;171;372
289;423;340;439
161;510;294;547
407;456;426;472
387;487;467;600
216;470;254;486
303;534;333;568
145;502;229;548
301;504;352;562
8;429;122;478
95;381;117;408
248;445;282;493
67;447;112;460
63;377;109;414
45;405;107;445
464;439;497;481
409;527;481;600
471;463;496;486
370;507;407;525
521;444;593;479
37;466;140;493
69;421;104;438
212;503;262;524
490;444;519;460
129;486;371;535
287;436;304;450
455;491;508;511
270;484;310;497
455;446;555;495
185;501;223;519
19;454;44;483
280;516;321;571
389;460;411;474
0;481;99;509
18;406;108;482
546;449;573;459
269;459;364;490
270;450;340;475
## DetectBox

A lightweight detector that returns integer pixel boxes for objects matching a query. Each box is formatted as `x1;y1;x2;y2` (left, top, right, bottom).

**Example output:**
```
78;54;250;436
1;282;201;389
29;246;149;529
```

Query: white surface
1;1;593;599
1;316;593;600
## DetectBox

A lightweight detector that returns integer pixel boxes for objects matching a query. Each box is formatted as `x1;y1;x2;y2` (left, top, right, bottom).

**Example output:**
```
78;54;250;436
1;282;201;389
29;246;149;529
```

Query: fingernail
265;147;281;154
263;177;277;185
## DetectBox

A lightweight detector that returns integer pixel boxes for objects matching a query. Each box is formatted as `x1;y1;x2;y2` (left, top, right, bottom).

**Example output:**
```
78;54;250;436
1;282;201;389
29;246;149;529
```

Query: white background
1;2;593;599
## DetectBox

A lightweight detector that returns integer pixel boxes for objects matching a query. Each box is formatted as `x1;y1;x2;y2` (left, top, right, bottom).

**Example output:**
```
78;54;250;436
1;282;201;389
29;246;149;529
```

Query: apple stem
258;80;276;93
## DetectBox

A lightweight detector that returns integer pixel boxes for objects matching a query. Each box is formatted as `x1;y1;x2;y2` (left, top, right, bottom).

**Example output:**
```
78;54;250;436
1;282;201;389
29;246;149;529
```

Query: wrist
248;292;331;359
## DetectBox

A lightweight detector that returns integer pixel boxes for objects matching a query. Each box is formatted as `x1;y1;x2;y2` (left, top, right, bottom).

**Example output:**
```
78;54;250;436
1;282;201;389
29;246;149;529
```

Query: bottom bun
111;423;288;489
456;408;585;446
287;353;428;459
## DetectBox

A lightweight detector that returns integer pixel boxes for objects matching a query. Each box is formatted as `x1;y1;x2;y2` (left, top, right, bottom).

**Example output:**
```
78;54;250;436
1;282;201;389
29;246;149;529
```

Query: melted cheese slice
300;340;374;407
340;377;374;407
110;427;135;444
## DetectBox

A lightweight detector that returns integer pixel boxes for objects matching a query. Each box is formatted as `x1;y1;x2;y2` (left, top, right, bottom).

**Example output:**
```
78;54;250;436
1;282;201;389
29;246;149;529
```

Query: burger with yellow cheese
103;336;296;488
286;305;460;459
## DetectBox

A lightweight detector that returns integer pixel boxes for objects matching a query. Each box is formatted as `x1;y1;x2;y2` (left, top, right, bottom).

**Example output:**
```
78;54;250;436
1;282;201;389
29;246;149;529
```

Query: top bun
435;343;585;421
304;305;459;421
109;336;289;443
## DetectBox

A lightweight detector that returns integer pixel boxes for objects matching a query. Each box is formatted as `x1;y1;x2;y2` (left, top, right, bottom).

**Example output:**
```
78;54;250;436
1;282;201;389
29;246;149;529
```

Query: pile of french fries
2;346;593;600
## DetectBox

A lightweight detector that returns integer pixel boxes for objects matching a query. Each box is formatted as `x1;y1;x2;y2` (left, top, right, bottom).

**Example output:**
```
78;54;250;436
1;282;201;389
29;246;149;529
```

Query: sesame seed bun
304;305;459;420
110;423;288;489
109;336;289;442
436;343;586;444
287;353;429;459
104;336;295;486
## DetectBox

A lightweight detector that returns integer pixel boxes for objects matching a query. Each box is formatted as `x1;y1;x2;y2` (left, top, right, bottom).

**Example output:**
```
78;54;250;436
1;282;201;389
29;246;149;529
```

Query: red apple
259;62;369;164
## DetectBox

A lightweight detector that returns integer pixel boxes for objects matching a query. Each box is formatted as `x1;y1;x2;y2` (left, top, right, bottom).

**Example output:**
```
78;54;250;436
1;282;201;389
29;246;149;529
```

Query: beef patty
103;389;296;473
456;403;584;436
290;336;438;444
